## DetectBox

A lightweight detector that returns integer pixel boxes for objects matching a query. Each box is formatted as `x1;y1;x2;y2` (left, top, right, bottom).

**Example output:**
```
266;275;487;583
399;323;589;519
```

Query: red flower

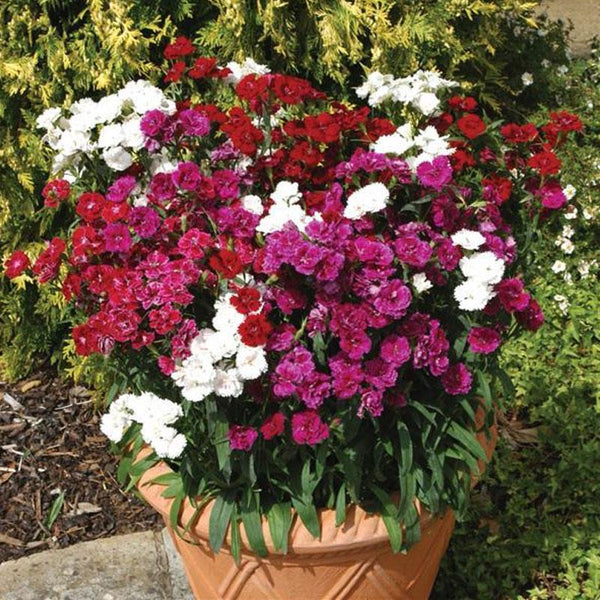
482;175;512;204
236;74;270;104
260;413;286;440
429;112;454;134
550;111;583;132
4;250;30;278
230;287;261;314
527;151;561;176
456;114;486;139
238;313;272;346
101;201;130;223
499;123;538;143
209;249;243;279
272;75;316;105
42;179;70;208
163;36;195;60
148;304;182;335
363;118;396;143
76;192;105;222
188;57;218;79
448;95;478;112
32;238;66;283
164;61;186;84
304;113;341;144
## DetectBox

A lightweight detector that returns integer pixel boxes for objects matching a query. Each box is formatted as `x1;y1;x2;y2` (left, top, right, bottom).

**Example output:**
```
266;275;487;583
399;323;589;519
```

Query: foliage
433;55;600;599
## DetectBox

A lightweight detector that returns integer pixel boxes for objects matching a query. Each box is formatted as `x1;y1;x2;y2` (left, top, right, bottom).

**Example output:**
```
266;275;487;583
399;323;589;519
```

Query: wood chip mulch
0;371;162;564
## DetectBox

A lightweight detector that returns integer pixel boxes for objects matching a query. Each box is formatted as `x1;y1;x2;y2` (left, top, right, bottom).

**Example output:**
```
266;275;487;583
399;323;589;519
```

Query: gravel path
541;0;600;54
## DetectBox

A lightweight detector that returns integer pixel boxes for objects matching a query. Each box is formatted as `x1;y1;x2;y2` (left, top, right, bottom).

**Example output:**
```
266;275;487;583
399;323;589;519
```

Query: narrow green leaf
371;484;402;553
266;502;292;554
230;508;242;565
169;494;183;533
44;491;65;529
209;494;234;553
335;483;346;527
240;490;268;557
291;496;320;539
447;422;488;463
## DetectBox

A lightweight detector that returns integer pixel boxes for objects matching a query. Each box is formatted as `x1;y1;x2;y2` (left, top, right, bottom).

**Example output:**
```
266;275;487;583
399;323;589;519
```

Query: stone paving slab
0;529;194;600
541;0;600;55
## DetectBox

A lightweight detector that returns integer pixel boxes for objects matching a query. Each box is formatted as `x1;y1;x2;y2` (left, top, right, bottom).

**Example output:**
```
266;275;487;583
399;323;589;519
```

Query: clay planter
136;419;497;600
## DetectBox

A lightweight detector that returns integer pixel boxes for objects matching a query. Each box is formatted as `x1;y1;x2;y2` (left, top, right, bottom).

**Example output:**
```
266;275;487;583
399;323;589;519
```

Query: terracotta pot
136;414;497;600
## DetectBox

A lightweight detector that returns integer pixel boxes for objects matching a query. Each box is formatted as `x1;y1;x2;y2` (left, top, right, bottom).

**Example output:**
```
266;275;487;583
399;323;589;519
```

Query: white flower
118;80;176;115
563;272;573;285
225;58;270;85
102;146;133;171
412;273;433;294
577;260;594;278
121;117;145;150
344;182;389;220
94;94;124;124
236;345;268;380
541;59;551;68
100;395;136;442
451;229;486;250
411;92;440;116
129;393;182;426
454;280;495;311
561;225;574;239
241;194;264;215
560;239;575;255
213;368;244;398
557;64;569;76
97;123;125;149
413;126;454;158
257;202;317;235
355;71;394;99
563;184;576;200
205;329;241;361
521;72;534;87
553;294;570;314
56;129;93;157
36;107;62;131
370;130;414;156
583;208;594;220
459;252;505;285
212;298;245;332
142;423;186;459
271;181;301;205
564;206;578;220
551;260;566;273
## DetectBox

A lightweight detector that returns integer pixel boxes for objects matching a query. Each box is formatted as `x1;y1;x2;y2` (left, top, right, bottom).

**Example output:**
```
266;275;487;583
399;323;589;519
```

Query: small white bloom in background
521;72;534;87
454;280;495;311
583;208;594;220
459;252;505;285
412;273;433;294
577;259;596;279
451;229;486;250
561;224;575;239
343;182;390;220
241;194;264;215
560;238;575;254
563;184;576;200
553;294;570;314
541;59;551;69
551;260;566;274
563;272;573;285
564;206;578;220
557;64;569;76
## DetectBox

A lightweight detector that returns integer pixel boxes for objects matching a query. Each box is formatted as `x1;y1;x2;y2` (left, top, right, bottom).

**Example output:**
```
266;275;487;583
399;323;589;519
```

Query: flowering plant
5;38;582;558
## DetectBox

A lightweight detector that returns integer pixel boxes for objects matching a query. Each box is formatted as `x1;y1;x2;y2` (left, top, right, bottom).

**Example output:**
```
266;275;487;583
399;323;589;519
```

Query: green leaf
371;484;402;553
447;422;488;463
169;494;183;533
44;491;65;529
476;370;493;410
209;494;234;553
291;496;320;539
335;483;346;527
266;502;292;554
240;490;268;557
230;508;242;565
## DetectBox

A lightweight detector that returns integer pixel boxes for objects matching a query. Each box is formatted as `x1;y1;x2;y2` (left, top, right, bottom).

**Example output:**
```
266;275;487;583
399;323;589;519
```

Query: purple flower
380;335;411;367
441;363;473;395
172;162;201;191
149;173;177;201
178;109;210;137
272;346;315;397
416;156;453;191
298;372;331;409
212;169;240;200
538;179;567;209
354;237;394;266
291;411;329;445
129;207;160;239
436;239;462;271
106;175;136;203
373;279;412;319
102;223;132;253
228;425;259;451
467;327;501;354
140;109;170;138
395;235;433;268
291;242;325;275
358;388;384;418
329;353;364;399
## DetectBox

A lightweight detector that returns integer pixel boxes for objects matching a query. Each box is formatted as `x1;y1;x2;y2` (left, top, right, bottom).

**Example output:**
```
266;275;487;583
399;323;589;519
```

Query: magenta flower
140;109;170;138
291;411;329;445
130;207;160;239
228;425;259;451
178;109;210;137
373;279;412;319
467;327;501;354
394;235;433;268
172;161;202;191
516;298;544;331
380;335;411;367
416;156;453;191
441;363;473;395
102;223;132;253
106;175;136;203
149;172;177;201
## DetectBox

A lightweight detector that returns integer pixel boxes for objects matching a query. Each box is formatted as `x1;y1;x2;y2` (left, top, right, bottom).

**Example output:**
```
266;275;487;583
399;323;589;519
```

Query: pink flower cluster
7;46;581;456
